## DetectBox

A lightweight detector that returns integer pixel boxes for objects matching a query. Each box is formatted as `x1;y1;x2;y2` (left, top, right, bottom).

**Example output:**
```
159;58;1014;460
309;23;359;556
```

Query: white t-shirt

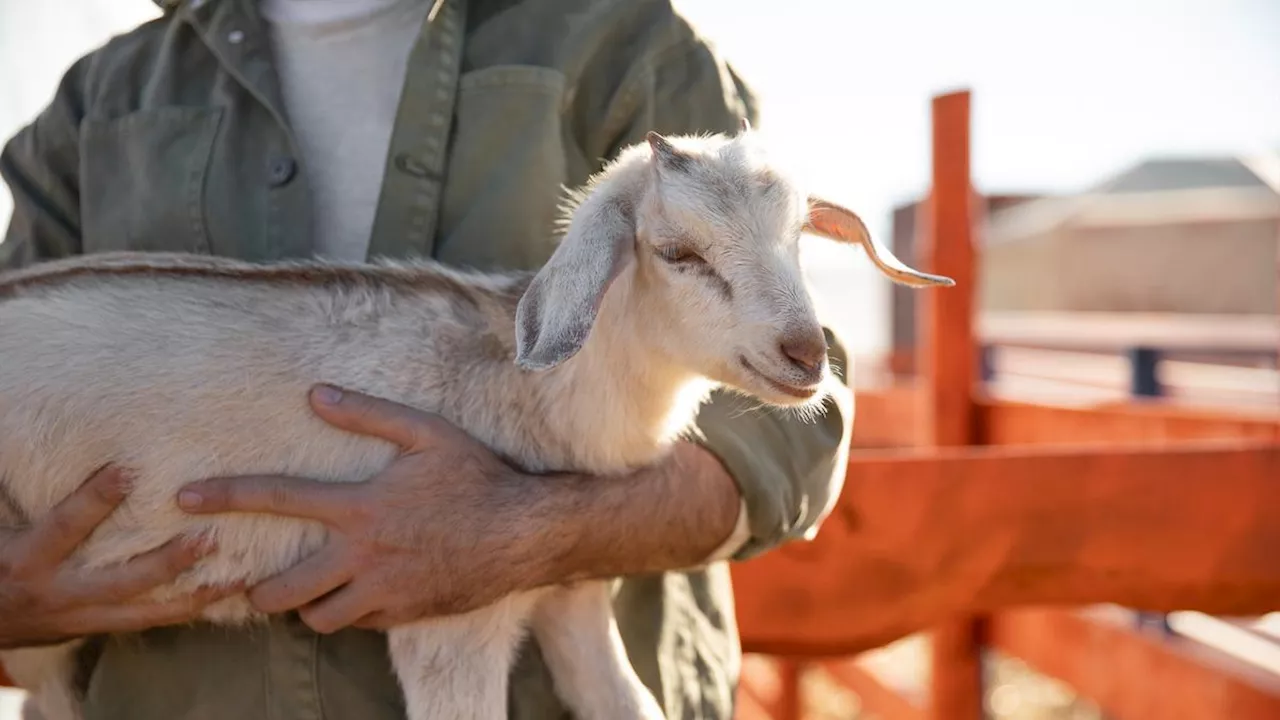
260;0;432;262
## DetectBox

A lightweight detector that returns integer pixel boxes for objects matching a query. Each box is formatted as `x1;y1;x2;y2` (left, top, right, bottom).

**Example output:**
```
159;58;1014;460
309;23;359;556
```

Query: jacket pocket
79;106;223;255
435;65;571;272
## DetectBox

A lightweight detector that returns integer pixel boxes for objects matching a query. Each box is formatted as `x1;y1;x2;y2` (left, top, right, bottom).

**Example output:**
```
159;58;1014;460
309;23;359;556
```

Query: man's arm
0;54;89;270
177;386;746;632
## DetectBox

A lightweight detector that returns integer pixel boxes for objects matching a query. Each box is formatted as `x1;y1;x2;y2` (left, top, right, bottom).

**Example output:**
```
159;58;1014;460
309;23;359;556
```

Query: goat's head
514;125;953;406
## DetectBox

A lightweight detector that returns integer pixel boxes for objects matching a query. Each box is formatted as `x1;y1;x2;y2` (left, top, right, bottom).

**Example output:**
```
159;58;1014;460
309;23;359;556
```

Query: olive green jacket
0;0;853;718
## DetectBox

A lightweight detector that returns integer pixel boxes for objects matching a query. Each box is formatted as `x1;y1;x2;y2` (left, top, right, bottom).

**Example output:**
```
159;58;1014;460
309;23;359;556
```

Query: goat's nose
780;334;828;374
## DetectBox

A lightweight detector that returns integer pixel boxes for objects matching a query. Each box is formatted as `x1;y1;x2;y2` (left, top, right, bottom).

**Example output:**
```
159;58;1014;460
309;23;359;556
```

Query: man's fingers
308;384;443;451
65;581;247;636
351;610;397;631
12;465;129;568
298;583;377;635
350;611;383;630
246;546;351;614
177;475;363;524
64;535;216;604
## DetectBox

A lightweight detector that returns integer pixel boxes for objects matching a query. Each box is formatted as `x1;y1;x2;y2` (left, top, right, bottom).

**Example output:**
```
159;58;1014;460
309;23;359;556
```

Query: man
0;0;853;717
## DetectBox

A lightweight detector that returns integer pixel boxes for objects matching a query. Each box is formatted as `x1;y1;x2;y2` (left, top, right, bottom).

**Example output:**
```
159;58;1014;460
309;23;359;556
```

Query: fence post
775;661;803;720
1129;345;1173;634
918;88;986;720
1129;346;1162;398
979;344;995;383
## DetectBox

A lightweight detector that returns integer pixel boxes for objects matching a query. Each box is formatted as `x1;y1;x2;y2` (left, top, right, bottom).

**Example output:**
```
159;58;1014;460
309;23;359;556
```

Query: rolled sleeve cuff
703;498;751;563
689;362;854;561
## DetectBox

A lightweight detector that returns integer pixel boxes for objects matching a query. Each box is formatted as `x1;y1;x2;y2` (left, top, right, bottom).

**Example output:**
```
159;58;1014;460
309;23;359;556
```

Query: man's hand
0;465;240;649
176;384;743;635
176;385;562;634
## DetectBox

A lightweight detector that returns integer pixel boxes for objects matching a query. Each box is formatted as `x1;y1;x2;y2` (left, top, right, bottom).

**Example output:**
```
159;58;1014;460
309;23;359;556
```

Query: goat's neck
489;270;712;475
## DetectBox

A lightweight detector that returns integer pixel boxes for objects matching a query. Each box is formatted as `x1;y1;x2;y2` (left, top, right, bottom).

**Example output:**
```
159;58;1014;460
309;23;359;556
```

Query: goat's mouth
737;355;819;400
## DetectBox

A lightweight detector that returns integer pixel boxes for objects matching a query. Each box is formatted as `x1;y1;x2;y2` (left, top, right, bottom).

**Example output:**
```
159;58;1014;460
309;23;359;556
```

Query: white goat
0;128;953;720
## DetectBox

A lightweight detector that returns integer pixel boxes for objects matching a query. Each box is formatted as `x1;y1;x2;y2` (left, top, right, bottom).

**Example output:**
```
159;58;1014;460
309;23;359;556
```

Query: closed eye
655;243;732;300
657;244;706;265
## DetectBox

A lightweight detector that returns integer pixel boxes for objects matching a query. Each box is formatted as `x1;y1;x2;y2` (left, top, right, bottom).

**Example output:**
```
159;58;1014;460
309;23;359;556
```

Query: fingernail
107;467;134;496
314;385;343;405
177;490;203;510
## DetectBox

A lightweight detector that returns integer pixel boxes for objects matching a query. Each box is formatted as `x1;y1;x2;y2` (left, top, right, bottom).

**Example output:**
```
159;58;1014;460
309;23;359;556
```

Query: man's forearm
524;442;746;587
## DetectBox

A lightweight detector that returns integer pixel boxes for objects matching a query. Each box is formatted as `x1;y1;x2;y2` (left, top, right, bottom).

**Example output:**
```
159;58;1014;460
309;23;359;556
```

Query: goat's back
0;254;522;595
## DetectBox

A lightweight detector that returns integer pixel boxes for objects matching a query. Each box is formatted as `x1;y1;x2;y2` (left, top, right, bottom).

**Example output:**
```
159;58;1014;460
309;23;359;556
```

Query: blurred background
1;1;1278;718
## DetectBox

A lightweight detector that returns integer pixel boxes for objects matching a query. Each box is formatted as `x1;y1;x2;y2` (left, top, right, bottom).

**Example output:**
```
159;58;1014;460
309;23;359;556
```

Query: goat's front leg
386;592;539;720
531;579;666;720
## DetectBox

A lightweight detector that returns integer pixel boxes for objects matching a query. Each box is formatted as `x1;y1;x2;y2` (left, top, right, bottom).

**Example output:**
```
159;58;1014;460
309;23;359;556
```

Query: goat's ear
804;197;955;288
515;194;636;371
646;131;692;173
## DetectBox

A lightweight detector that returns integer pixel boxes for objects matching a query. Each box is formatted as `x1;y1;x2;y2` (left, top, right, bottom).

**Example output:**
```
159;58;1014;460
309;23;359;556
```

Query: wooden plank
733;686;776;720
989;607;1280;720
851;389;1280;447
850;383;922;448
775;661;802;720
985;346;1280;407
737;657;780;720
1168;612;1280;675
916;88;983;720
731;442;1280;657
737;656;800;720
737;656;782;720
979;397;1280;446
820;660;926;720
978;311;1279;354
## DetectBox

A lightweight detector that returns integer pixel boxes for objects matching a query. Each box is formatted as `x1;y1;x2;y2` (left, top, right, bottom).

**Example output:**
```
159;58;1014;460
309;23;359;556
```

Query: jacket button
268;156;296;187
394;152;433;179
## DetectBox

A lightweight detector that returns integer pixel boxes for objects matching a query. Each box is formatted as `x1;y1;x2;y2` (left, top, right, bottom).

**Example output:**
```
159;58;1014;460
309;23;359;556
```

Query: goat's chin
758;385;827;409
721;366;828;410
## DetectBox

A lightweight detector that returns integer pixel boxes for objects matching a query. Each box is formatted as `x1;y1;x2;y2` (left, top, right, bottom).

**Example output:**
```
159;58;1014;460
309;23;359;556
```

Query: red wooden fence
730;89;1280;719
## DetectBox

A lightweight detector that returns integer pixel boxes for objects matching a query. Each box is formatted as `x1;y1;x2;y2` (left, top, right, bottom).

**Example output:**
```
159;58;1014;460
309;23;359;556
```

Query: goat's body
0;129;938;720
0;252;693;720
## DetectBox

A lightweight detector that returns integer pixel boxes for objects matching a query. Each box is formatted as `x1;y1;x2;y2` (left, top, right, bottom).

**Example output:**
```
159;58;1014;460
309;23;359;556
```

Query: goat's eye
657;245;704;265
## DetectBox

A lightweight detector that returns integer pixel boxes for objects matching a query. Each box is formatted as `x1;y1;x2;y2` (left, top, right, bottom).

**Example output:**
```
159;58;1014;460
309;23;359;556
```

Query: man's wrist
512;470;600;589
515;442;745;589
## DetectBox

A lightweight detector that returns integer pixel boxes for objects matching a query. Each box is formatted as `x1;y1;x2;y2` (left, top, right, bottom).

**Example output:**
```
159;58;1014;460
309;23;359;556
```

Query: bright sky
1;0;1278;357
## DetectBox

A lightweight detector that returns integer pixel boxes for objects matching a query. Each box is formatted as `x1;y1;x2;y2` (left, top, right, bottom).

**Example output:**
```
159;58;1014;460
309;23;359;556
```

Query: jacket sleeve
0;54;90;271
591;15;855;562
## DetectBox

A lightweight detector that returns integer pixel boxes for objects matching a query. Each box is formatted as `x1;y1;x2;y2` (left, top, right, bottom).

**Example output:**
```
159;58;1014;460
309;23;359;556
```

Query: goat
0;127;953;720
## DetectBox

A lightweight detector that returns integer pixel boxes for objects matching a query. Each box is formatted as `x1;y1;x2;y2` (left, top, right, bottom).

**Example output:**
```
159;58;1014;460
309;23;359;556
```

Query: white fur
0;129;950;720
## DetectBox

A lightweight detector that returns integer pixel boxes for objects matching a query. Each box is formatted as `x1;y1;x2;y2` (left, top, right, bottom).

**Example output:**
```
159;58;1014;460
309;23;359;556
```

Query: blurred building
888;192;1043;370
890;153;1280;366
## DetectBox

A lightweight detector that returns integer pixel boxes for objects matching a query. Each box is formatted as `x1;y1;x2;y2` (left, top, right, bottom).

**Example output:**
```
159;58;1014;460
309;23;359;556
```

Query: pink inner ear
803;207;846;243
803;199;869;247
